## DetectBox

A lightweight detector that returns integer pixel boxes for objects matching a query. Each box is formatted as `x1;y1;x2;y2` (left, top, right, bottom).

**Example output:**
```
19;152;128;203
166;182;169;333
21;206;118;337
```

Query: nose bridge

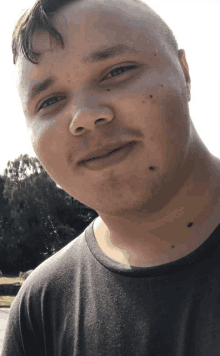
69;91;114;136
75;90;98;110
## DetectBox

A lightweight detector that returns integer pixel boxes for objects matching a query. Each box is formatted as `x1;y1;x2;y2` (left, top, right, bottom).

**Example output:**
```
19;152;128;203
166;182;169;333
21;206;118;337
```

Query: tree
0;154;98;272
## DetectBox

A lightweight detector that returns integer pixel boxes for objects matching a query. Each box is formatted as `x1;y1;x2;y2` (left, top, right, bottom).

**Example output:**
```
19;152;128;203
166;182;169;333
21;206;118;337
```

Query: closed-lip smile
77;141;139;171
78;141;136;164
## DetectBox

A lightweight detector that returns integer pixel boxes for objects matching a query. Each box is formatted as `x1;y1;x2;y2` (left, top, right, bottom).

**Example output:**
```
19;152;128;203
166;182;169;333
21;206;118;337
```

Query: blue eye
39;65;136;110
105;65;137;80
39;96;63;110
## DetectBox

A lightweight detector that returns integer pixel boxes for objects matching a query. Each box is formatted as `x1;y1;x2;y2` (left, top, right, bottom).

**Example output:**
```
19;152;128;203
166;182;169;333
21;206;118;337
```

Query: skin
17;0;220;267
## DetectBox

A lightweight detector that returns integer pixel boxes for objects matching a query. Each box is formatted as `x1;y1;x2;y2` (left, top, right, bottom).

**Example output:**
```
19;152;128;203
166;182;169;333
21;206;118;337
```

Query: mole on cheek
107;89;110;91
149;166;156;171
187;222;193;228
150;95;153;99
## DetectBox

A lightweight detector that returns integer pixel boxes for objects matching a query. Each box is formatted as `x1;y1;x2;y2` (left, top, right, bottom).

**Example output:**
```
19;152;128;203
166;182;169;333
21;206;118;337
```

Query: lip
78;141;138;171
78;141;136;163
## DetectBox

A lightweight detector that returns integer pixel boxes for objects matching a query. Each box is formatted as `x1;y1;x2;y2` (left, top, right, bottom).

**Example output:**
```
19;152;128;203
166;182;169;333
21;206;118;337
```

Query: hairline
13;0;179;66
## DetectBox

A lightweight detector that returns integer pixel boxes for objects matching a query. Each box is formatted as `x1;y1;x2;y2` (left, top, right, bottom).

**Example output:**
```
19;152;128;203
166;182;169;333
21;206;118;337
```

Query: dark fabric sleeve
1;234;82;356
1;286;44;356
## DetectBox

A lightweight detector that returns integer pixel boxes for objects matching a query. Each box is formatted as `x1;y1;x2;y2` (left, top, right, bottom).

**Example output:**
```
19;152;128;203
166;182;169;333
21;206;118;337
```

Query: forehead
52;0;160;50
17;0;162;96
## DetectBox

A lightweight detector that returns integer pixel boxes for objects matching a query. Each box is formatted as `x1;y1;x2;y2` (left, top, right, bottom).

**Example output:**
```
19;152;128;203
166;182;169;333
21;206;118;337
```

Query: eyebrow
27;76;57;104
27;44;140;103
82;43;140;64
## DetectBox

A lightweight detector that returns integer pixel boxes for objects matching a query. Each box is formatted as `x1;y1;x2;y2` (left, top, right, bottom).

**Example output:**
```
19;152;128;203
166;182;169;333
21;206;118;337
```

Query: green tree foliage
0;154;98;273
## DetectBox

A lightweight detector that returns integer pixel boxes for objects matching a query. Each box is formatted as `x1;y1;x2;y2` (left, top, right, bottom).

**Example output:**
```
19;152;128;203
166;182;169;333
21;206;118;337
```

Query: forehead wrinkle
82;43;142;64
54;1;162;52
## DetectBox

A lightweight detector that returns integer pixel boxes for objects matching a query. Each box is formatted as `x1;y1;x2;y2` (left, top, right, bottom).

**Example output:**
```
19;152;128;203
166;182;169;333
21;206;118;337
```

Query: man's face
17;0;191;216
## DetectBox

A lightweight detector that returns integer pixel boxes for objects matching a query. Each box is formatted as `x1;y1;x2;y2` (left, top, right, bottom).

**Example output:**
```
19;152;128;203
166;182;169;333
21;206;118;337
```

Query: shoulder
14;229;88;305
212;155;220;177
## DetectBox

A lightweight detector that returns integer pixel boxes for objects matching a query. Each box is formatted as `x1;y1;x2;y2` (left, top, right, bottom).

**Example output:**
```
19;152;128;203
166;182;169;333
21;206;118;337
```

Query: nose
69;106;114;136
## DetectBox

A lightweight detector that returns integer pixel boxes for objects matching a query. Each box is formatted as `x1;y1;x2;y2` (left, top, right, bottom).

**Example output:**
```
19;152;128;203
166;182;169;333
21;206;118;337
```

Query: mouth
79;141;138;171
88;145;127;160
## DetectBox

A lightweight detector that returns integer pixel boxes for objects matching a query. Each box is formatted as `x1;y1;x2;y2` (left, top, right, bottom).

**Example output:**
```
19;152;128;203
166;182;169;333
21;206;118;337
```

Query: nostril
96;118;104;123
76;127;83;133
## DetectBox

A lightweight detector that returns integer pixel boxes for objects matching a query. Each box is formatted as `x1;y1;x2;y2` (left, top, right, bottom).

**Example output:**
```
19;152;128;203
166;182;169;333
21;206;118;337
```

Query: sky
1;0;220;176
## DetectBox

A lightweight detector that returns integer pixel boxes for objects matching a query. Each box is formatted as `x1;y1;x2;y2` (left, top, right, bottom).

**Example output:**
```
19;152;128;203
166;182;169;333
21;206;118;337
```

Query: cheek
28;127;42;156
160;94;189;147
138;82;189;164
29;121;63;165
140;75;189;136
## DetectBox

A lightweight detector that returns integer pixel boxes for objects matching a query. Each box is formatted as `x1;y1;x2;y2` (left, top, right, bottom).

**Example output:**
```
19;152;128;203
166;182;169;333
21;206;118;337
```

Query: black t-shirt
2;218;220;356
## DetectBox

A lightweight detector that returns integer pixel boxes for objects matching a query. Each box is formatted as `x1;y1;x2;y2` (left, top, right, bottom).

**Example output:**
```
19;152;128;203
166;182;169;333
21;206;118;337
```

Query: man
3;0;220;354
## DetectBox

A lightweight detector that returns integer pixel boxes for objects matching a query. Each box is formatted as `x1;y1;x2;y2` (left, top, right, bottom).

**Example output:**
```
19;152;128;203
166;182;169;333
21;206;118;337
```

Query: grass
0;277;24;307
0;296;16;306
0;277;24;285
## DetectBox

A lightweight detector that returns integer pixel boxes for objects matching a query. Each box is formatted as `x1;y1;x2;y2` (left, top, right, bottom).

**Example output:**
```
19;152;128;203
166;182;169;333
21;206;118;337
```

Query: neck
94;142;220;267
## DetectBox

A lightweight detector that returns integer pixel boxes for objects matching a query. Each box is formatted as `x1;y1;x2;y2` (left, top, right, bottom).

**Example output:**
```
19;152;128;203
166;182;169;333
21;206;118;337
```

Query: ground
0;277;24;307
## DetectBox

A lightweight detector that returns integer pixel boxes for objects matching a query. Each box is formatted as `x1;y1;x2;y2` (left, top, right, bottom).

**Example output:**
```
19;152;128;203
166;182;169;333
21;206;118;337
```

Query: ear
178;49;191;102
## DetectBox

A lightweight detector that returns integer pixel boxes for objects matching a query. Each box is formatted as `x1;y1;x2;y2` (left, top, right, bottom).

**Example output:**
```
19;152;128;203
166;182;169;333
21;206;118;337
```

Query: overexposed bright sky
1;0;220;176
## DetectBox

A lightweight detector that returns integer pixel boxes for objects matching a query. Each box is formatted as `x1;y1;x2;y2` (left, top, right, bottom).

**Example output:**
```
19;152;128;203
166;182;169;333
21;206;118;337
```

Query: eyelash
39;65;137;110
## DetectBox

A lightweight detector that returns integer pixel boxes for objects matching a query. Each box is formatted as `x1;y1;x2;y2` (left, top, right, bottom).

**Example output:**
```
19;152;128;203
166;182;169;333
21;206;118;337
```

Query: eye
103;65;137;81
39;96;64;110
38;65;136;110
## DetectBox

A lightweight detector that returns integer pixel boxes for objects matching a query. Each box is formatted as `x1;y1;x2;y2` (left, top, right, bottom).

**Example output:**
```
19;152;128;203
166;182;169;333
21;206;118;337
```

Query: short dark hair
12;0;179;65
